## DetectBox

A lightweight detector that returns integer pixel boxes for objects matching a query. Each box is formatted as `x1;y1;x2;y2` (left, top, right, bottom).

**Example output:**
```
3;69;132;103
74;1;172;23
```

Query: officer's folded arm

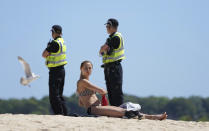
42;49;50;58
99;44;109;55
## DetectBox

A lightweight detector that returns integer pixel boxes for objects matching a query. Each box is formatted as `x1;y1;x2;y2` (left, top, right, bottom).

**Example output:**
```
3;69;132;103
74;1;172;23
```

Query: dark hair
105;18;119;28
51;25;62;34
80;60;93;69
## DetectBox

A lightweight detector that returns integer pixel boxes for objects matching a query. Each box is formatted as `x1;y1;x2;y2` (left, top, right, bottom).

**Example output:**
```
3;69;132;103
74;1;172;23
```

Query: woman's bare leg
140;112;167;120
91;106;125;118
91;106;167;120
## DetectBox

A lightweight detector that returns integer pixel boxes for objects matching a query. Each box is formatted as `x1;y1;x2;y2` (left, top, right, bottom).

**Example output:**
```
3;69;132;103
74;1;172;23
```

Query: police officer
42;25;68;115
99;18;125;106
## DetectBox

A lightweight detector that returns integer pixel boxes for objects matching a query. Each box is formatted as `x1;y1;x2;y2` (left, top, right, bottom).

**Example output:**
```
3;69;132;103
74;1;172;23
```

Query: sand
0;114;209;131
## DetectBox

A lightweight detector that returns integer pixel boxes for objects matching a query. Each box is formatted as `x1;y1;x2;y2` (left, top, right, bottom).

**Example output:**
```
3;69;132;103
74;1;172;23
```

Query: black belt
48;65;64;71
101;60;122;68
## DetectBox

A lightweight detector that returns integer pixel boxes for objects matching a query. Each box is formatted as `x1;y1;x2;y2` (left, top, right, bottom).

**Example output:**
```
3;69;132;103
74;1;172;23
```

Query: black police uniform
46;36;68;115
103;32;124;106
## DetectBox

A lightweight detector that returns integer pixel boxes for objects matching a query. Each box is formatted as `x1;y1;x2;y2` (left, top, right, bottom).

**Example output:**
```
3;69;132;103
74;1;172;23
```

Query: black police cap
104;18;119;27
51;25;62;34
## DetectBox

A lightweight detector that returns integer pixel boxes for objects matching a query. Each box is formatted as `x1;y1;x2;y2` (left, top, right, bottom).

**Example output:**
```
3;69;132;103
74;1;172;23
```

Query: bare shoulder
77;79;100;92
77;79;90;87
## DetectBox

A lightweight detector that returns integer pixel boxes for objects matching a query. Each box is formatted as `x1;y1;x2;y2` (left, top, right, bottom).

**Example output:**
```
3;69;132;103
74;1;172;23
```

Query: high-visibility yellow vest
46;37;67;67
103;32;125;64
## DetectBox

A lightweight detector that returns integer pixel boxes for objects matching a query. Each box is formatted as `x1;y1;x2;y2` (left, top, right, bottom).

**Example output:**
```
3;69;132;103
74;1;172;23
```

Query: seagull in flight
17;56;40;87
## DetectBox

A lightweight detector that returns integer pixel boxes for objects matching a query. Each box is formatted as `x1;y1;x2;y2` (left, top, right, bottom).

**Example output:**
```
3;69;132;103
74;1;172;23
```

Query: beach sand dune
0;114;209;131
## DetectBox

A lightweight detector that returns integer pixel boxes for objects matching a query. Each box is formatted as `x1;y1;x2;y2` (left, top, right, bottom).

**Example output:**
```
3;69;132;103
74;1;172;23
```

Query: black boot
124;110;139;119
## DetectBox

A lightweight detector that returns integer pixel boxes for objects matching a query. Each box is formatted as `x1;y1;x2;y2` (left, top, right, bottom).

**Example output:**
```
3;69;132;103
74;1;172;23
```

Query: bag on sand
101;95;109;106
119;102;141;111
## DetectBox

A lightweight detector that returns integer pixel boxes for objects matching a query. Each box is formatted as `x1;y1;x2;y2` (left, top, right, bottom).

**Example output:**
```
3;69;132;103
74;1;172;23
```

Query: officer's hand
99;44;109;55
99;45;105;56
42;50;50;58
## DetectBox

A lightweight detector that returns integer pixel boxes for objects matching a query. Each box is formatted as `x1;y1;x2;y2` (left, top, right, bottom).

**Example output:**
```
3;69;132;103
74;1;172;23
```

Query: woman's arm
78;79;107;95
78;98;84;106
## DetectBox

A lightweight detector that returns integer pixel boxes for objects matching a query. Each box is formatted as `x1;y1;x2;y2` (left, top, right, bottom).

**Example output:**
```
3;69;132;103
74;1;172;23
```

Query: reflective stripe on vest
102;32;125;64
49;40;65;57
103;54;125;61
47;59;67;64
46;38;67;67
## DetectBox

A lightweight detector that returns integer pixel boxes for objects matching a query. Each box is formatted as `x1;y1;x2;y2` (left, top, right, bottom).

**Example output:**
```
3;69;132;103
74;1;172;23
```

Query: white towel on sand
120;102;141;111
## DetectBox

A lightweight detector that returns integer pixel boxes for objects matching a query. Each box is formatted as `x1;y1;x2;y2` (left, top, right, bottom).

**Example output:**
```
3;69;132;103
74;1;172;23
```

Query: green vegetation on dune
0;94;209;121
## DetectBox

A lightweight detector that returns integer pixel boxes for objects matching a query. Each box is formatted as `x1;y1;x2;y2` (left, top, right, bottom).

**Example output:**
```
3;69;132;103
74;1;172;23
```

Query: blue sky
1;0;209;99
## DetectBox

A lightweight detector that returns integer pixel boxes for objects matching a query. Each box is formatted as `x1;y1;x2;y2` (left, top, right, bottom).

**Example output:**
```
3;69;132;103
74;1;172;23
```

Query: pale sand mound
0;114;209;131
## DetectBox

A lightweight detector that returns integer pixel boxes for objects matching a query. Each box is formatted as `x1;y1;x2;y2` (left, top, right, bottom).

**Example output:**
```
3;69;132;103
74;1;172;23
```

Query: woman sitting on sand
77;60;167;120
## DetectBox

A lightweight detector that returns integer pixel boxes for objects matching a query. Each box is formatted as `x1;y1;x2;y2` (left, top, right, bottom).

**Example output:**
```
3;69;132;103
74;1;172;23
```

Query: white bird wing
18;56;32;78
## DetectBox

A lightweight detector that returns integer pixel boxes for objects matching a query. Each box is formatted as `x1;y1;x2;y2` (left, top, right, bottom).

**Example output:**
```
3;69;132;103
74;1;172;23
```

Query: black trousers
49;66;68;115
104;62;123;106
